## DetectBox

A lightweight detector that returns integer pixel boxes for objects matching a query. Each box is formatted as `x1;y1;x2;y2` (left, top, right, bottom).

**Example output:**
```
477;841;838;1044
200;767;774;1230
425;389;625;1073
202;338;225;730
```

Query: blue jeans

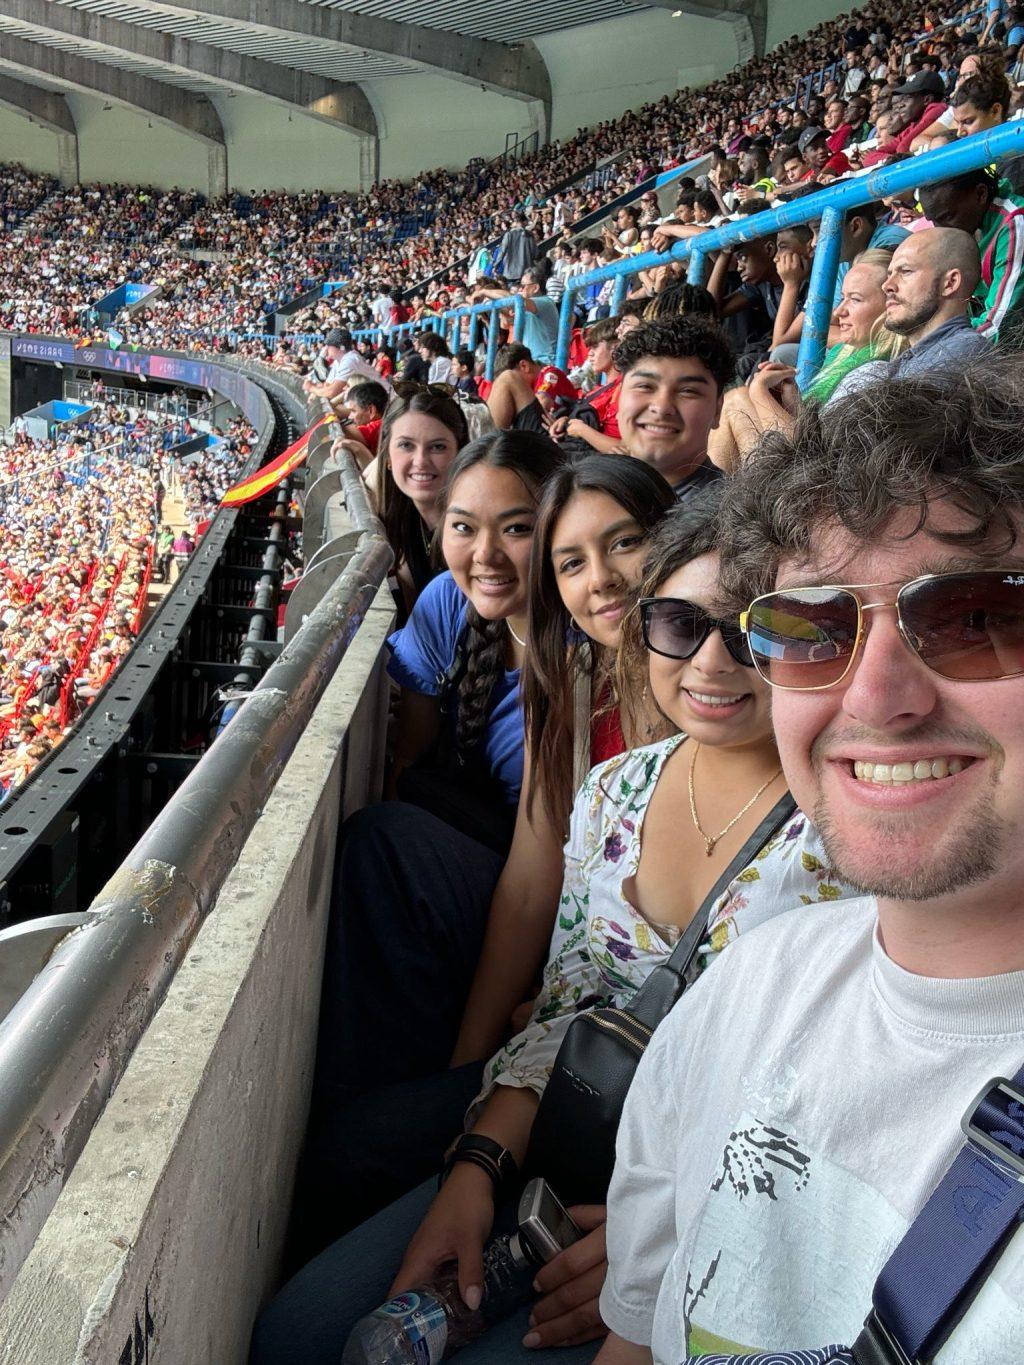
250;1178;601;1365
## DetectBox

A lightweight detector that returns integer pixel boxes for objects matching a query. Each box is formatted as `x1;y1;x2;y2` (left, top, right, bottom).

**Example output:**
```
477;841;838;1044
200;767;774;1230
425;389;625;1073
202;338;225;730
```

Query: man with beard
881;227;993;373
596;361;1024;1363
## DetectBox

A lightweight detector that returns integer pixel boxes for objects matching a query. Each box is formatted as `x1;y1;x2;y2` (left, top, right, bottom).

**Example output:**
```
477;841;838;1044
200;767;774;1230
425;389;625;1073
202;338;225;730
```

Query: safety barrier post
687;250;706;286
610;274;630;315
511;293;526;345
485;306;501;379
796;204;844;392
555;281;579;373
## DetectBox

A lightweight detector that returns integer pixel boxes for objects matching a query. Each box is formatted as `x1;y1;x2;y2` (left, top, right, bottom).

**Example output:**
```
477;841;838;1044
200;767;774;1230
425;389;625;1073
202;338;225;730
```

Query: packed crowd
282;0;1024;347
0;392;256;797
2;0;1020;360
0;162;56;232
0;414;158;796
176;413;259;527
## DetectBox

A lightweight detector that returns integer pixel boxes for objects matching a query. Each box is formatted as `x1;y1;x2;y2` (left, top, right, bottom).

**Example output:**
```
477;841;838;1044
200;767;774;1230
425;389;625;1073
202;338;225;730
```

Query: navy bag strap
852;1065;1024;1364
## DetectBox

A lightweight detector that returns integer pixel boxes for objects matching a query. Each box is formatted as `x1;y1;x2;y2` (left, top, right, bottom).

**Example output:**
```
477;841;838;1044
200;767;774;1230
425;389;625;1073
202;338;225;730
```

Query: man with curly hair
598;360;1024;1364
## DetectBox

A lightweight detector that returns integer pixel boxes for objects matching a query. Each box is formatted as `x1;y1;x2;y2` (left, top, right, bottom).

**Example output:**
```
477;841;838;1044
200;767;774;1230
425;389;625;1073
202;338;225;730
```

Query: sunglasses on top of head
639;596;754;667
392;380;456;399
740;569;1024;691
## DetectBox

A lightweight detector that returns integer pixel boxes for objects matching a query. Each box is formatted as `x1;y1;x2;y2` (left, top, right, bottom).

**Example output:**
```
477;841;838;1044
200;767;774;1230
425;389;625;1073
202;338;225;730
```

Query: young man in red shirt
484;343;577;432
798;126;852;181
863;70;949;164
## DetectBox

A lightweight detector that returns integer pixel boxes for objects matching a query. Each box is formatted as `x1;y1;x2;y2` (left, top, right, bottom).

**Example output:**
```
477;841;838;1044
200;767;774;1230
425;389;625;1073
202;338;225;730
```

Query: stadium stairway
10;190;59;239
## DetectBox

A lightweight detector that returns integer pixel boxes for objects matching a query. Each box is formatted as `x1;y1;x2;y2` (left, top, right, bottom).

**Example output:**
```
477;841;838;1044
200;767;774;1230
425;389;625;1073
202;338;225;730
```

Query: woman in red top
452;454;675;1065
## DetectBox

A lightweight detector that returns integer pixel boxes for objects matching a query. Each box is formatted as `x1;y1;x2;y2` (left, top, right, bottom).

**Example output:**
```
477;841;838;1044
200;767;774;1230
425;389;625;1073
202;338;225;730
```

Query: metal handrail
0;382;393;1302
354;292;526;380
543;120;1024;382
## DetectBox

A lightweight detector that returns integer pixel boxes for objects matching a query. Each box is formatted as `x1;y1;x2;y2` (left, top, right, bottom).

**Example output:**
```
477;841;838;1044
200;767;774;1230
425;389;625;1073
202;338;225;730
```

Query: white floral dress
473;734;854;1112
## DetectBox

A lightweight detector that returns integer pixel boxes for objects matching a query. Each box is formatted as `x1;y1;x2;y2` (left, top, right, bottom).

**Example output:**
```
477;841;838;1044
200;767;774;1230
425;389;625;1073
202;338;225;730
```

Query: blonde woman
709;249;904;471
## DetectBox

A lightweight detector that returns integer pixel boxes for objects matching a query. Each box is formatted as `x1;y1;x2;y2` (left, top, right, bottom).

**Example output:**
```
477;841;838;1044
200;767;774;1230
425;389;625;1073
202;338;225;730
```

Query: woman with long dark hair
386;429;564;818
306;431;563;1144
451;455;674;1065
366;386;469;616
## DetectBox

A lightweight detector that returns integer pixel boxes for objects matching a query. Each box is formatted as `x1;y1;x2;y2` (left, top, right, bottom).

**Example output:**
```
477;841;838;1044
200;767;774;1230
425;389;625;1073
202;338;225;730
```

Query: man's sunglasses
639;597;754;667
740;570;1024;691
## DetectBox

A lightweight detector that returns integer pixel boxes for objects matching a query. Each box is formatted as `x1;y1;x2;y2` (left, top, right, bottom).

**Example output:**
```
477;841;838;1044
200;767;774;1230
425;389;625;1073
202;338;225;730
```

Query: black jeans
312;802;506;1110
291;803;505;1260
290;1062;484;1266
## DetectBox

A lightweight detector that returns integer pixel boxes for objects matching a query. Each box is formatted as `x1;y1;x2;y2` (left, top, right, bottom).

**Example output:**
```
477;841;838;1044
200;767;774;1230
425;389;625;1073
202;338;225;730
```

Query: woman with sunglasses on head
252;488;853;1365
363;385;469;618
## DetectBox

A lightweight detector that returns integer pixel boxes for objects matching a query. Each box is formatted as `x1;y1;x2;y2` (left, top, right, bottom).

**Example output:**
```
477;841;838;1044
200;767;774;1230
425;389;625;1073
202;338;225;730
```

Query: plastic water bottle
342;1232;536;1363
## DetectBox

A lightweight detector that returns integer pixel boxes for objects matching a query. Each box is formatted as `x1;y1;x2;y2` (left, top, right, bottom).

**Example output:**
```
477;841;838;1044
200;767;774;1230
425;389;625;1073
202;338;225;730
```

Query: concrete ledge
0;585;394;1364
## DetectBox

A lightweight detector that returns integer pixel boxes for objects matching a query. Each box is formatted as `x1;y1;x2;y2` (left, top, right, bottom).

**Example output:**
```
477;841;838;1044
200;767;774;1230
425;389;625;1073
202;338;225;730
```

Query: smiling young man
596;363;1024;1363
613;318;735;502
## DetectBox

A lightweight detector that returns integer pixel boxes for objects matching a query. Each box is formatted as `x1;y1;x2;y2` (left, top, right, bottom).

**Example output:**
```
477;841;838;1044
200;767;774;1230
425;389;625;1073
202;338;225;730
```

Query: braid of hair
455;604;507;758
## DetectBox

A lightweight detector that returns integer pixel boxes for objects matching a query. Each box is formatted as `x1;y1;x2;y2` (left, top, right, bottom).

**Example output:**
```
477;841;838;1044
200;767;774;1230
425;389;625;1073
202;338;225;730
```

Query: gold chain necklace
687;741;783;857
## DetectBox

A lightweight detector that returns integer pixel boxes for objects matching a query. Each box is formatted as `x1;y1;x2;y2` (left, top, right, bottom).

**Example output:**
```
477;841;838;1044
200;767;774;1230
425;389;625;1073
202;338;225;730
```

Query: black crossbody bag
525;793;797;1205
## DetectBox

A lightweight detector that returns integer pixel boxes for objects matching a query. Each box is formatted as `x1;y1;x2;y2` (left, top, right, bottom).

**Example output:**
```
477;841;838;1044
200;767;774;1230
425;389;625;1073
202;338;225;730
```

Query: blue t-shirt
522;296;560;365
386;571;524;806
1009;24;1024;44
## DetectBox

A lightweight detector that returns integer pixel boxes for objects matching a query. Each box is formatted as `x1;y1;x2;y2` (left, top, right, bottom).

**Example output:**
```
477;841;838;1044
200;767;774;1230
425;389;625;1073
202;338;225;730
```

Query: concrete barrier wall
0;584;394;1364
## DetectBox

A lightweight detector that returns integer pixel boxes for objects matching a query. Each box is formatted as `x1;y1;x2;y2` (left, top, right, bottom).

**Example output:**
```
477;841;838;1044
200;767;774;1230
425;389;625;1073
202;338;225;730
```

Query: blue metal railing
354;293;526;380
541;121;1024;387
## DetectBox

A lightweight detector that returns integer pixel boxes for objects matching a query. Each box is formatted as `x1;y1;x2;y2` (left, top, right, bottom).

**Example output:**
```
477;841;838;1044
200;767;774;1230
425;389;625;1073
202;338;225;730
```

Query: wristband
440;1133;518;1196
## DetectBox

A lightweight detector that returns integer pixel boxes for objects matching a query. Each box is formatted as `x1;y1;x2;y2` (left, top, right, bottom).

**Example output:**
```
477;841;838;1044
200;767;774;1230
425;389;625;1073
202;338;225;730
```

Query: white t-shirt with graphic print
600;897;1024;1363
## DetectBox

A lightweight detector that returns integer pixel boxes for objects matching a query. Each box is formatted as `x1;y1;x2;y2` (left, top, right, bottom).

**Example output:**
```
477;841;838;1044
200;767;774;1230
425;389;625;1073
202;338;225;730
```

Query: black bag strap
626;790;797;1030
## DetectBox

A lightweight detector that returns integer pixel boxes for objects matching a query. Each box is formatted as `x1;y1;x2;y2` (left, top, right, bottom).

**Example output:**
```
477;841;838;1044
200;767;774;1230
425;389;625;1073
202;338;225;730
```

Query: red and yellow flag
219;414;337;508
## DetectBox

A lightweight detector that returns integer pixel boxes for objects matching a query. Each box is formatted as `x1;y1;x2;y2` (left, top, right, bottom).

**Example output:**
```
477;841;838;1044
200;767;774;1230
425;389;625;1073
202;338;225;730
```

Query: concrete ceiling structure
635;0;766;66
0;0;766;194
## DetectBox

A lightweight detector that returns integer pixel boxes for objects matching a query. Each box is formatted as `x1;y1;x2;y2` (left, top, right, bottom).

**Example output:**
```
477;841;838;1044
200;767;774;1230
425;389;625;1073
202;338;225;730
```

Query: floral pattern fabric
472;735;854;1114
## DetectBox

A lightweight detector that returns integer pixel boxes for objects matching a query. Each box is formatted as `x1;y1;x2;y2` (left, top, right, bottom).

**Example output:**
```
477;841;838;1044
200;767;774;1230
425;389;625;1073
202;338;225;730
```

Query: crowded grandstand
0;0;1021;1362
0;384;254;798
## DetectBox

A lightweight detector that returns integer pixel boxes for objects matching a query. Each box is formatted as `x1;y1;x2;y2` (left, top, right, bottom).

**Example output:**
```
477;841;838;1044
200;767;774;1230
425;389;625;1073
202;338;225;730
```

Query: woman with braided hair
291;432;564;1261
385;428;564;821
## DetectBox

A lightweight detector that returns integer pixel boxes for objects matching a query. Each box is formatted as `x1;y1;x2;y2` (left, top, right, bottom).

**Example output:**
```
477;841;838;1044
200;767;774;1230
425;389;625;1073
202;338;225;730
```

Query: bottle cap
507;1230;535;1271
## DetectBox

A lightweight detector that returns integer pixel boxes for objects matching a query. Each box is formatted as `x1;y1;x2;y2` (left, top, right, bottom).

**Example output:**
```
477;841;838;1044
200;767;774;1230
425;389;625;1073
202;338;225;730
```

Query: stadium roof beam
95;0;552;111
0;32;228;196
0;0;378;140
0;72;78;184
635;0;767;62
